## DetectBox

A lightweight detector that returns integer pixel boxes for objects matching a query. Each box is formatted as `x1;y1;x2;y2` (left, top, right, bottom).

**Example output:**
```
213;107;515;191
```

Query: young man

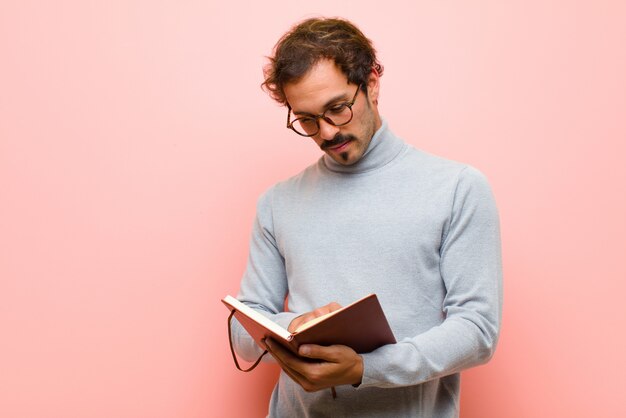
231;17;502;418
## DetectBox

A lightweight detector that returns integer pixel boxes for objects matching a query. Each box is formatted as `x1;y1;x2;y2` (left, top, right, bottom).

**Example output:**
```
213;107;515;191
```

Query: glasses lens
293;117;319;136
324;104;353;126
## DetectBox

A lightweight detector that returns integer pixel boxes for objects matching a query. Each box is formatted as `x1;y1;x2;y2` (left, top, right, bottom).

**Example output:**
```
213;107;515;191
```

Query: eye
294;117;318;133
297;117;317;127
327;103;349;115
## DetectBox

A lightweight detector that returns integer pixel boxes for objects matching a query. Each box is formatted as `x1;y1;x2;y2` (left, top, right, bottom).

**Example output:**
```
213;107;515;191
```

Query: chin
334;152;359;166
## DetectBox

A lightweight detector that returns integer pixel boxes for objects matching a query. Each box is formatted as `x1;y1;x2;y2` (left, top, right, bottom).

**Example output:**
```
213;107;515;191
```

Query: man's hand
287;302;342;333
263;303;364;392
264;338;363;392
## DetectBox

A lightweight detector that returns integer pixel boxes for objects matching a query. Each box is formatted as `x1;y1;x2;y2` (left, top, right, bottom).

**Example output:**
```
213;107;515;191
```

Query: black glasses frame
286;84;362;137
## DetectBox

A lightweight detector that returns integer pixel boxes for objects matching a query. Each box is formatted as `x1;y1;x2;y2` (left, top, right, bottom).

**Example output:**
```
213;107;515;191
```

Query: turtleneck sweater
232;121;502;418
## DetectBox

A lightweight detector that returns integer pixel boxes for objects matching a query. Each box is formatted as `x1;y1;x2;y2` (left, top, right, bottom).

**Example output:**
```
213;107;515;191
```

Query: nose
318;118;340;141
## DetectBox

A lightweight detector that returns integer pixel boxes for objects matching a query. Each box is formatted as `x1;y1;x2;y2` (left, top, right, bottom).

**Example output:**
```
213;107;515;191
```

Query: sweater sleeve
359;166;503;388
230;187;300;362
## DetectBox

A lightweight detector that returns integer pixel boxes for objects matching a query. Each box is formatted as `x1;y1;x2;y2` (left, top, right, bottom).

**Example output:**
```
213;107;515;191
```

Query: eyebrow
291;91;351;116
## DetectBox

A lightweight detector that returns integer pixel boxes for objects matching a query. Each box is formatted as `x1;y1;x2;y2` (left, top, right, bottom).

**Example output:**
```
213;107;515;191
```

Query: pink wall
1;1;625;417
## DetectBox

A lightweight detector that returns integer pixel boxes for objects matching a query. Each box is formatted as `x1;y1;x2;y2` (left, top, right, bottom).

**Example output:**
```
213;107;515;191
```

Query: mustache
320;134;356;150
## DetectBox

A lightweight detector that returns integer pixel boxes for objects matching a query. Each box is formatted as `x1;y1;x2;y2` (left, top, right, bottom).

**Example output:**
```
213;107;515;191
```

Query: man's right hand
287;302;342;333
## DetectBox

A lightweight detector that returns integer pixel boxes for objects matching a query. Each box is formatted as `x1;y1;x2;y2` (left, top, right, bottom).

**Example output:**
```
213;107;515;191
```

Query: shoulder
410;146;490;179
398;146;490;189
398;146;497;209
255;158;323;209
405;146;466;176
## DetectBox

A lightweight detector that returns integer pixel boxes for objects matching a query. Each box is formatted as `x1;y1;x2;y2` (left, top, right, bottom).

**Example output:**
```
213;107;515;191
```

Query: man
231;17;502;418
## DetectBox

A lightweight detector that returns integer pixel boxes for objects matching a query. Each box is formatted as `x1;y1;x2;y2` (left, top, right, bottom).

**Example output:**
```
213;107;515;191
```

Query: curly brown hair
262;17;384;106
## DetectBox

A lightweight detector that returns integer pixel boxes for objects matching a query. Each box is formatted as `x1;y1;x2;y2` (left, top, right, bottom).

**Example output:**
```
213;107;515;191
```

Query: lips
328;139;351;152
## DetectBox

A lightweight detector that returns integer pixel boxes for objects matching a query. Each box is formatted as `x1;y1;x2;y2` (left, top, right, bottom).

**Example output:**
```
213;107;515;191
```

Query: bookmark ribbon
227;310;268;372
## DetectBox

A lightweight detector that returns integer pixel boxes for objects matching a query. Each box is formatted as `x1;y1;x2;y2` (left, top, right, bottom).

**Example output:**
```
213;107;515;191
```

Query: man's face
283;59;382;166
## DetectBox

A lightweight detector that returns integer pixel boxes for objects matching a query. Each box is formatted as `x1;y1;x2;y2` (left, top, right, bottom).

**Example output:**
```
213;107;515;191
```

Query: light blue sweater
233;121;502;417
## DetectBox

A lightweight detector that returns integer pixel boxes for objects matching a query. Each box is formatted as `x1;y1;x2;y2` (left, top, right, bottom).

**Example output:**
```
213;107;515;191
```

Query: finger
265;340;313;387
298;344;348;362
313;302;342;316
267;340;327;379
265;339;312;371
265;338;296;360
326;302;342;312
288;313;313;332
288;302;344;332
312;307;331;317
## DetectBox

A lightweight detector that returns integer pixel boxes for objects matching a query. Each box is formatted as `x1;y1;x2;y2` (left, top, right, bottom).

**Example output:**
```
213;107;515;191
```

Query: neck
322;120;406;174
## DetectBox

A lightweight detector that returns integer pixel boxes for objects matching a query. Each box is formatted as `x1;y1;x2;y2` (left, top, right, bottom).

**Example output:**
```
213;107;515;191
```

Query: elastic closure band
227;310;268;372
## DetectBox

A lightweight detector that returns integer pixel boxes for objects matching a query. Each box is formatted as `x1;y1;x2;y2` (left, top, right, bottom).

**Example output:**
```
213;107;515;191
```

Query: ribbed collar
322;120;406;174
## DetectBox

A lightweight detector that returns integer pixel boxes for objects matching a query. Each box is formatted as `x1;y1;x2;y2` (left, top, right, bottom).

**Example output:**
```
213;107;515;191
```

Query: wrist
351;355;364;386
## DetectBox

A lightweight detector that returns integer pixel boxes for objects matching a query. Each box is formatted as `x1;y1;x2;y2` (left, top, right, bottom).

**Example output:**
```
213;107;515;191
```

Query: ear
366;67;380;105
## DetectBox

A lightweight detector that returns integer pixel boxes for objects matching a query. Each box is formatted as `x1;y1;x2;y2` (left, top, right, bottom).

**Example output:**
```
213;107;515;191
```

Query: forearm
359;313;498;388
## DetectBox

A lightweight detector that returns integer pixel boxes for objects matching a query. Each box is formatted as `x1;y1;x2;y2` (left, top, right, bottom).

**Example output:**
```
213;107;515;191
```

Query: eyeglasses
286;84;362;137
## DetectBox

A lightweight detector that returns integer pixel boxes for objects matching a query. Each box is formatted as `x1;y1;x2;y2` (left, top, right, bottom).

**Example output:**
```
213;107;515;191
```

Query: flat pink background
1;1;625;417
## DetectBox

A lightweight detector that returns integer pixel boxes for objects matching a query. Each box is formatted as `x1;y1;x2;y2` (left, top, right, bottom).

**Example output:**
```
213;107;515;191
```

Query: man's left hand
264;338;363;392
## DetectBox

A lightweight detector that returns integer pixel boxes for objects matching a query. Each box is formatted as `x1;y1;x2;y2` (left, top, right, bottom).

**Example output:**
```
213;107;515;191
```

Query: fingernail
300;345;310;356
